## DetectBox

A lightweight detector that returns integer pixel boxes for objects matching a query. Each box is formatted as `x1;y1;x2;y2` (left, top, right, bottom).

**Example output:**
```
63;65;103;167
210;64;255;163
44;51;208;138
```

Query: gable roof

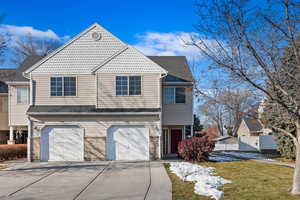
148;56;194;82
244;118;263;132
0;56;43;93
24;23;167;75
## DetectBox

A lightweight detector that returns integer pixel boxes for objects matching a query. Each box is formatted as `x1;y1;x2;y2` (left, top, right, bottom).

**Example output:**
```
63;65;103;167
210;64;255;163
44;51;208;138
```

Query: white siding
9;85;29;126
32;74;96;105
97;73;161;108
31;25;126;74
96;46;167;74
31;115;160;138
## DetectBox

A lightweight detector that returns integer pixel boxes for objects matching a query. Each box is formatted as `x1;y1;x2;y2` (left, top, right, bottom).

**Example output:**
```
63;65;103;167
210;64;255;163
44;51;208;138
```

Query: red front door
171;129;182;153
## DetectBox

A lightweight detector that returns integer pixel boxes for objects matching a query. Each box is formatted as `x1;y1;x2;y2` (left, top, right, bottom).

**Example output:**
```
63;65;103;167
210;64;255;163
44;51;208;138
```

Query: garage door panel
41;126;83;162
107;126;149;161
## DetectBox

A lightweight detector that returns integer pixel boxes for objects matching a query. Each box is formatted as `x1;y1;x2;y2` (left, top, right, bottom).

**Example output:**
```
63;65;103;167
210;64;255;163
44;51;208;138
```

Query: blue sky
0;0;207;68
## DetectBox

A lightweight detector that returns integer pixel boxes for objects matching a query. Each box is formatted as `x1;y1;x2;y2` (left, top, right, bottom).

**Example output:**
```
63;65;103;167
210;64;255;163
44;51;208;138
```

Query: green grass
165;161;300;200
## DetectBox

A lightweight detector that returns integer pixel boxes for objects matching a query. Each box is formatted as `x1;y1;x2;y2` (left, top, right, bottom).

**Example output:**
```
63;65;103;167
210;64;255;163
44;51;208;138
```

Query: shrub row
0;144;27;161
178;137;215;162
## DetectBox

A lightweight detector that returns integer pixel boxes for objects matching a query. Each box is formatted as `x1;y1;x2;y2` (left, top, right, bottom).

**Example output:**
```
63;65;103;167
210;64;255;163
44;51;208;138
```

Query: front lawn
273;157;295;163
165;160;299;200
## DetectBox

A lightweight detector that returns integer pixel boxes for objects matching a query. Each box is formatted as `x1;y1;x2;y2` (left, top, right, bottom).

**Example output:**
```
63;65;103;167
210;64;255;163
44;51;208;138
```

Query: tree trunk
292;142;300;195
292;120;300;195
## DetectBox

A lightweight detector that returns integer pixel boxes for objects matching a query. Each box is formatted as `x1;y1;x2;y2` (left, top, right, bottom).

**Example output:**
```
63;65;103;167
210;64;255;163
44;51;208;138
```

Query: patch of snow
209;156;239;162
169;162;231;200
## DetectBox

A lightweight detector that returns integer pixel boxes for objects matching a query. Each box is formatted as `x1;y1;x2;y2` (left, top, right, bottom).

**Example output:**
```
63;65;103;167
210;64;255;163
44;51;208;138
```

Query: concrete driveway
0;161;171;200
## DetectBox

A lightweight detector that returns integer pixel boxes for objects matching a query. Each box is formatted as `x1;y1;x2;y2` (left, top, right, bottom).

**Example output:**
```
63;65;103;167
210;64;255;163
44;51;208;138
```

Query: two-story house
5;23;194;161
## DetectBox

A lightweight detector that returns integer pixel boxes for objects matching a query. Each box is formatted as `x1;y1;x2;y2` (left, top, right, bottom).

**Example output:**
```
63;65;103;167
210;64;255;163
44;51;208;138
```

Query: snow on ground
209;151;275;162
221;152;274;161
169;162;231;200
208;155;240;162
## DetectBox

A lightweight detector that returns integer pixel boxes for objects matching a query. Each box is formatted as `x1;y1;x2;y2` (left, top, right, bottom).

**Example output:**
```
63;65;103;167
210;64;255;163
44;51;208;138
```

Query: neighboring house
3;23;194;161
0;57;43;144
0;77;10;144
237;118;277;151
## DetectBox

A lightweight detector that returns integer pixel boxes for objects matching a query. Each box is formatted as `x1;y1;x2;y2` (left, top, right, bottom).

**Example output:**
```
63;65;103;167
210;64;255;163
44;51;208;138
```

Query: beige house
2;23;194;161
237;118;277;151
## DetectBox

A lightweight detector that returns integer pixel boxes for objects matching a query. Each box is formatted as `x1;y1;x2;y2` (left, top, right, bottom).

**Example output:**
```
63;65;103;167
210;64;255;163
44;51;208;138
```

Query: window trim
115;75;143;96
163;86;186;104
16;86;29;105
50;76;78;97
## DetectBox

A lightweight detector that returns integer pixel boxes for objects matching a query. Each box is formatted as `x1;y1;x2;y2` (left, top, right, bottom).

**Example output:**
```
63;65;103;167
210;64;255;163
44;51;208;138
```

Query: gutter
162;81;194;86
27;112;161;116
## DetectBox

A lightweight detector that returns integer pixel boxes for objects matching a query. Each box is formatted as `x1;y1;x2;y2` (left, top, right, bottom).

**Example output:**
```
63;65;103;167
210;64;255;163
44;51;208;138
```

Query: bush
178;137;215;162
0;144;27;161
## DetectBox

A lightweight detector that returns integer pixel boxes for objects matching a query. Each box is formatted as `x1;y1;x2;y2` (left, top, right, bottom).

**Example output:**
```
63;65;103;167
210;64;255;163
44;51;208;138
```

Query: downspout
159;73;167;159
27;74;33;162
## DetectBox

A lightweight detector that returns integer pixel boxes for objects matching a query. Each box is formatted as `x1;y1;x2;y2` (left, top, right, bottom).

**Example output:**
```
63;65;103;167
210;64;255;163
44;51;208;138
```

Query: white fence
214;135;277;151
214;143;239;151
238;135;277;151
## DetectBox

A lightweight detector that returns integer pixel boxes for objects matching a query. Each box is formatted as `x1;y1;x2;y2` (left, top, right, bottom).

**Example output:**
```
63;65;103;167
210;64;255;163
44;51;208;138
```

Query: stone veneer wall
150;136;160;160
84;137;106;161
31;137;40;160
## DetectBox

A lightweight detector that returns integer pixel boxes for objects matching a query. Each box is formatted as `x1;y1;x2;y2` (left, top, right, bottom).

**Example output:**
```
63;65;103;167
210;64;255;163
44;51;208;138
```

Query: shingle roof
0;56;44;93
0;56;43;82
27;105;161;114
244;118;263;132
148;56;194;82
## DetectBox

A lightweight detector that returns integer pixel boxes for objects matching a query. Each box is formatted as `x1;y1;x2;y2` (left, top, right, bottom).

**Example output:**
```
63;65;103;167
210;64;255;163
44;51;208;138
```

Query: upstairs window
163;87;186;104
64;77;76;96
129;76;141;95
116;76;128;95
51;77;62;96
51;77;76;97
17;87;29;104
116;76;141;96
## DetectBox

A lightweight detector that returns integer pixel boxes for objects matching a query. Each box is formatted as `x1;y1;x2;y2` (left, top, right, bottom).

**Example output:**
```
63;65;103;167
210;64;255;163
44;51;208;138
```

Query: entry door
171;129;182;153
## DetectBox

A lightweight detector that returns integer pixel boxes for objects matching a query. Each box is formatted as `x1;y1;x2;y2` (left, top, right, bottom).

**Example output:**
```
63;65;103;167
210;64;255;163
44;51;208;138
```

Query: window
51;77;62;96
17;87;28;104
176;88;186;103
64;77;76;96
129;76;141;95
0;96;8;112
116;76;141;96
163;87;186;104
185;125;192;139
116;76;128;95
51;77;76;97
164;88;174;104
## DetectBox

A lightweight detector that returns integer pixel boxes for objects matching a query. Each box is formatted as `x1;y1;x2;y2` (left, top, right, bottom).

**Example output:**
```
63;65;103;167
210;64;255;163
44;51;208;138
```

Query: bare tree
0;15;7;65
197;86;257;137
190;0;300;194
11;34;60;65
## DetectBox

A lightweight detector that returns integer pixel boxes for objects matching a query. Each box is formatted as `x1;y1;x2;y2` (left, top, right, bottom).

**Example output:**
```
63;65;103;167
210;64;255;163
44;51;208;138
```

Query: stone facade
84;137;106;161
31;137;40;160
150;136;160;160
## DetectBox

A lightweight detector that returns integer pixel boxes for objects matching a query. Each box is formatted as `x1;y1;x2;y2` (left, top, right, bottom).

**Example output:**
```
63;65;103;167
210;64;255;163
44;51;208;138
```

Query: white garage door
41;126;84;161
107;126;149;161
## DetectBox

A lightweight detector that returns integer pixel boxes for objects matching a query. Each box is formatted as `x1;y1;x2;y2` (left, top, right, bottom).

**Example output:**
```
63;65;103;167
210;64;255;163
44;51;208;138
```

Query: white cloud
0;24;69;43
133;31;203;61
